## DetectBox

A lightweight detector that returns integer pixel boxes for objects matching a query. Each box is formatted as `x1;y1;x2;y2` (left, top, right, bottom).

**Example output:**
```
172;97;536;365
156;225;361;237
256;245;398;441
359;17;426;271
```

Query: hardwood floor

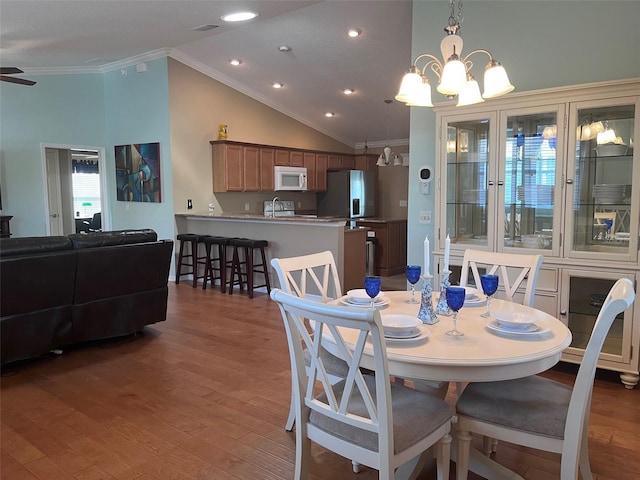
2;283;639;479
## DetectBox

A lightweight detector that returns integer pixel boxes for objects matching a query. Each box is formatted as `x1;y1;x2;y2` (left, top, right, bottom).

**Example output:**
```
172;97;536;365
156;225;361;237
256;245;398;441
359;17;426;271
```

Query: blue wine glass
480;274;499;318
445;286;466;336
364;276;382;310
604;218;613;241
406;265;421;304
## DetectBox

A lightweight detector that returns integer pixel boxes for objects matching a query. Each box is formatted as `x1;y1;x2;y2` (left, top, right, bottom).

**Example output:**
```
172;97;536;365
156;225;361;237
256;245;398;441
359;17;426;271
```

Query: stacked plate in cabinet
592;184;631;204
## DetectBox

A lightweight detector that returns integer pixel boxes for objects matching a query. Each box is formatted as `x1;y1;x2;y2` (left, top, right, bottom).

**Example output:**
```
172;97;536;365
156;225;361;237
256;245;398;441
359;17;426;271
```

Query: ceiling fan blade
0;67;23;75
0;75;36;86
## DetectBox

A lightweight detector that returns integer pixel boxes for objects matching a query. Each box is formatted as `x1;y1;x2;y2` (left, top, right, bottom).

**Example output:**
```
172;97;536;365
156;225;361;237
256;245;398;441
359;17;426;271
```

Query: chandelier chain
448;0;463;27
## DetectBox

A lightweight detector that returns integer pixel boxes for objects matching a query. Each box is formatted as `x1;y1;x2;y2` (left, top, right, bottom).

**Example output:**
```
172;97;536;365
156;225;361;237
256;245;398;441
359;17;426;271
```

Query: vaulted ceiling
1;0;415;148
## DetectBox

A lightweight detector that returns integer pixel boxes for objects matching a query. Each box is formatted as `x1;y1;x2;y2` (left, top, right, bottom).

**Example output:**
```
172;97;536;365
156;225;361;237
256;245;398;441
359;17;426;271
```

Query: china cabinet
434;79;640;387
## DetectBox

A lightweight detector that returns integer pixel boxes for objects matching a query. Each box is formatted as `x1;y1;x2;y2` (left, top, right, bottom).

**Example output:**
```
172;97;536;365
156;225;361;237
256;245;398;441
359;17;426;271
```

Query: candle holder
417;274;439;324
435;269;452;316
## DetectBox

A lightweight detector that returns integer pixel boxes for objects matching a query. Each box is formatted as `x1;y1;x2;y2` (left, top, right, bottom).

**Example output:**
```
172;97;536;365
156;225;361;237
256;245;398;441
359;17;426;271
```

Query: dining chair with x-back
270;252;349;431
455;277;635;480
459;249;544;307
271;288;454;480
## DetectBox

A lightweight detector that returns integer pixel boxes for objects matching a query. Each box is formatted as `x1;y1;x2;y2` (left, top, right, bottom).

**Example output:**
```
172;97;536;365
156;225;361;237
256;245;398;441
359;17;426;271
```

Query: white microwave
274;166;308;191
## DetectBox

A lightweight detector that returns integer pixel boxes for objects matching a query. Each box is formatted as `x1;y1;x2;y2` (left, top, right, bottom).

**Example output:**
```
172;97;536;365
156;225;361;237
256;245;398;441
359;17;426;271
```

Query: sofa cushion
0;236;72;257
68;229;158;249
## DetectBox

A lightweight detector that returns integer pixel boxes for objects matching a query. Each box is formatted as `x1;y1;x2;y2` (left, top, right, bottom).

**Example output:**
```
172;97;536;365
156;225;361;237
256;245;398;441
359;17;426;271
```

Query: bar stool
228;237;271;299
202;236;230;292
175;233;210;287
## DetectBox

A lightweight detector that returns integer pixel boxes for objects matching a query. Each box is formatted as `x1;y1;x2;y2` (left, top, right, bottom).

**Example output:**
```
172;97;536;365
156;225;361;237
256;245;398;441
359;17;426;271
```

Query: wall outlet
419;210;431;224
244;202;250;211
399;200;407;207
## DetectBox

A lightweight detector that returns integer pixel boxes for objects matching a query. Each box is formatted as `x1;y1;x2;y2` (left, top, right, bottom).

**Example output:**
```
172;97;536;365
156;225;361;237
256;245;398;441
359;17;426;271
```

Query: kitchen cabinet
260;148;275;191
355;219;407;276
276;149;304;167
212;140;353;192
211;142;259;192
343;227;367;291
304;152;317;191
355;154;379;173
433;79;640;387
316;154;327;192
328;154;355;170
212;142;243;192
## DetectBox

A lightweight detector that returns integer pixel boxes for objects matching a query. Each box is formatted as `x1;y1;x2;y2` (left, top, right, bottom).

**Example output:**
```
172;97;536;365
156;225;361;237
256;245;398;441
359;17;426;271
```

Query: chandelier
377;100;403;166
395;0;514;107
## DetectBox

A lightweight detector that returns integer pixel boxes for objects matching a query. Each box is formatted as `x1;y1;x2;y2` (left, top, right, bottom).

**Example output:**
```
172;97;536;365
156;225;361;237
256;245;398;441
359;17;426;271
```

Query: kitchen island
175;213;367;291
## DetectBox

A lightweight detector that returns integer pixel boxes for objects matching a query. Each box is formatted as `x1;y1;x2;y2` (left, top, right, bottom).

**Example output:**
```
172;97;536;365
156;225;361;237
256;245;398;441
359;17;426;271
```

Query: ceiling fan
0;67;36;86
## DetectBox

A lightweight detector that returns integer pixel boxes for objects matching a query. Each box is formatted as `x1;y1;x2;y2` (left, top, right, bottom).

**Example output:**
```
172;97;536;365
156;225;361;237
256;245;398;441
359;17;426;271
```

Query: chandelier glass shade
396;0;514;108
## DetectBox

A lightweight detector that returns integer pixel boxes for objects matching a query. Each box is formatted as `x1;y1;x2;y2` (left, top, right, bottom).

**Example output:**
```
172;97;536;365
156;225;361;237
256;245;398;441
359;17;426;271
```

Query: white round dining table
328;289;572;480
331;290;572;384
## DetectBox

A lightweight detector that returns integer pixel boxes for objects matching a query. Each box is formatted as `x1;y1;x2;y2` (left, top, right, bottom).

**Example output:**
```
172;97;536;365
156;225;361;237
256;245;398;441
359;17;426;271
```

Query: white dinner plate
464;287;481;300
493;310;537;330
346;289;385;304
381;314;421;335
384;328;421;339
486;320;551;336
340;296;391;309
383;324;430;343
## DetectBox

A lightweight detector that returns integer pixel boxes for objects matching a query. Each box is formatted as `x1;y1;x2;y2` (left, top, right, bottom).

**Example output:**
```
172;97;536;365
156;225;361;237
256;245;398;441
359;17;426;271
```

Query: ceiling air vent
191;24;219;32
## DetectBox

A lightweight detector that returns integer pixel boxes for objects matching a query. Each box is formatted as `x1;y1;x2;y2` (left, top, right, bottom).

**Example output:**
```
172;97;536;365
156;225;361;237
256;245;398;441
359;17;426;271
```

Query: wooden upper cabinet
316;153;328;192
355;154;379;173
341;155;355;170
212;143;243;192
304;152;316;191
327;154;342;169
275;149;304;167
328;153;356;170
212;140;355;192
260;148;275;191
243;146;260;191
275;149;290;166
290;150;304;167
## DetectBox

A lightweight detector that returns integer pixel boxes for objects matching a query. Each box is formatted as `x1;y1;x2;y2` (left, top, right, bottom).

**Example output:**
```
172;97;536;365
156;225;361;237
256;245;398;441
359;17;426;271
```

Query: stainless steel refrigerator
316;170;376;218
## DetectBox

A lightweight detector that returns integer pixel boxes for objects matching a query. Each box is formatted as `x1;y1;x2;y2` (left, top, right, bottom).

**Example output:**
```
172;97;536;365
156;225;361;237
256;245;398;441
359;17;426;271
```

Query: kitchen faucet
271;196;281;217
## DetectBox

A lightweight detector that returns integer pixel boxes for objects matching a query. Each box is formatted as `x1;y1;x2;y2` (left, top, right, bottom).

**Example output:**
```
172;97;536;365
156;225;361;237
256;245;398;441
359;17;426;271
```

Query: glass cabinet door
561;269;634;370
565;98;639;262
498;106;565;255
441;113;497;252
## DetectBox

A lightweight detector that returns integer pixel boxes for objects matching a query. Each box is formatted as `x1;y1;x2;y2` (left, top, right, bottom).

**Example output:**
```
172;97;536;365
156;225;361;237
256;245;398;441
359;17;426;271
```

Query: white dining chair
455;277;635;480
457;249;546;453
271;288;453;480
270;252;349;432
459;249;544;307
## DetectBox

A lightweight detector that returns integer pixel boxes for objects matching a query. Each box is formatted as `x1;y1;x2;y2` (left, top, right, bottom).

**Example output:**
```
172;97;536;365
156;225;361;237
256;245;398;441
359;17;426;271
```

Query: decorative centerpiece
417;235;439;324
435;269;452;315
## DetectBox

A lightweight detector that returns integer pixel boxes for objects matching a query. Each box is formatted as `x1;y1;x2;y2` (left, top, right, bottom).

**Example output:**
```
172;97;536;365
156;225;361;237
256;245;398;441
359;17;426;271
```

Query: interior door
45;149;64;235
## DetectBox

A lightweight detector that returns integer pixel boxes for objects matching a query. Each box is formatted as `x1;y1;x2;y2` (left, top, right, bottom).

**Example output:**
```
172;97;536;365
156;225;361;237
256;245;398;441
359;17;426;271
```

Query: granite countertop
176;212;348;224
176;213;407;224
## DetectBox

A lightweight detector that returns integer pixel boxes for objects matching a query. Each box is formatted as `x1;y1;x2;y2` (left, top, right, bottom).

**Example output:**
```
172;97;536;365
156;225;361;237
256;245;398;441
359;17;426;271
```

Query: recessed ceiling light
278;45;292;53
347;28;361;38
229;59;243;66
272;82;284;89
325;112;335;118
343;88;355;95
221;11;258;22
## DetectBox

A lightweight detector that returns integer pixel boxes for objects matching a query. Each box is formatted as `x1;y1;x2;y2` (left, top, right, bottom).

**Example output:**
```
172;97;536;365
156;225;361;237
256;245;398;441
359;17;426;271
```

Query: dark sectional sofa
0;229;173;366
